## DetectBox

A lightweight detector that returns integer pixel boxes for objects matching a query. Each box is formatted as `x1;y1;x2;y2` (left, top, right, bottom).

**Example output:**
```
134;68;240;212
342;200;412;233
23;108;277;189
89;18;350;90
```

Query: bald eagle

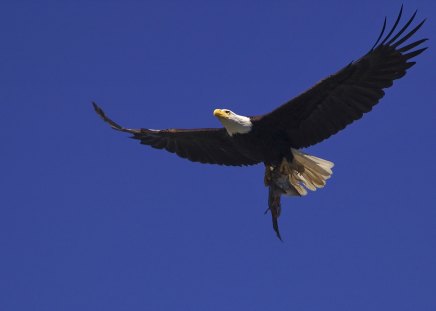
94;7;427;240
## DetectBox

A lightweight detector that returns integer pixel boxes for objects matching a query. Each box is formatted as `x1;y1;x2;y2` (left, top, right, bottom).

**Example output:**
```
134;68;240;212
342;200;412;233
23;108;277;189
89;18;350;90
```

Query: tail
289;149;334;196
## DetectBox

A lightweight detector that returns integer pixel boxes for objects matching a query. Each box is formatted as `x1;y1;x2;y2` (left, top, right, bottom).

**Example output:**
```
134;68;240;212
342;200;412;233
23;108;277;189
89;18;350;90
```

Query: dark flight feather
255;8;427;148
93;102;259;166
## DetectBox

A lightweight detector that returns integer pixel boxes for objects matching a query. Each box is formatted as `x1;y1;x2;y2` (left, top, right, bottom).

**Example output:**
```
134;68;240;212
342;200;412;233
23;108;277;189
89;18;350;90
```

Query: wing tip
92;101;104;119
371;6;427;53
92;102;139;134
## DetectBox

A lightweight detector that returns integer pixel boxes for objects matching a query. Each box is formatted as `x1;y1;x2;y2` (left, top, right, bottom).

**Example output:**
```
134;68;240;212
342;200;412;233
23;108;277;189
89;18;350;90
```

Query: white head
213;108;253;136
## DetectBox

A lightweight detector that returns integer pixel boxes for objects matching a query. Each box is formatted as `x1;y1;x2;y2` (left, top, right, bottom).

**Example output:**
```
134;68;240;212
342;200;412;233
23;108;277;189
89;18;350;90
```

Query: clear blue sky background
1;1;435;310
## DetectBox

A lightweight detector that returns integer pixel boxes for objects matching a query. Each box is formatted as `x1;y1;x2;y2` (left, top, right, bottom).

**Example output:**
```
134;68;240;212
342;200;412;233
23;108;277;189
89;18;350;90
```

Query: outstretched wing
93;103;260;166
255;7;427;148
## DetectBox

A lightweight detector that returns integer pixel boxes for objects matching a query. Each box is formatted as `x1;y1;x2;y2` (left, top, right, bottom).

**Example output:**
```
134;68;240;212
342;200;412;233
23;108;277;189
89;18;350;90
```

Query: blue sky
1;1;435;310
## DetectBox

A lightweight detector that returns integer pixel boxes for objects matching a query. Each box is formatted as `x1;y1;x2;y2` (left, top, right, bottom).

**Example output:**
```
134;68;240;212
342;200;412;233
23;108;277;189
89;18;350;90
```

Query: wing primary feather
92;102;140;134
403;47;428;60
397;38;428;53
392;19;427;48
370;17;387;51
386;10;417;46
380;5;403;46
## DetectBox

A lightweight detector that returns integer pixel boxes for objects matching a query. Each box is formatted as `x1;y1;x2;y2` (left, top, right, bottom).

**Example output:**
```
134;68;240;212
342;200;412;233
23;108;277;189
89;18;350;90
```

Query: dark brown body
232;121;294;166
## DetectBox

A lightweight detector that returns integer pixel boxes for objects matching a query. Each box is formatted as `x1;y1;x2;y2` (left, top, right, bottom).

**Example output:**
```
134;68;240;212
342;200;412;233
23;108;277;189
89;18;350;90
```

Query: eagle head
213;108;252;136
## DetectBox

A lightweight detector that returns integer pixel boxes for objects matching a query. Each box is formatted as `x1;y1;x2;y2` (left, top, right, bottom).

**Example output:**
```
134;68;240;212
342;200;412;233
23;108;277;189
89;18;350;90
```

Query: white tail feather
288;149;334;195
289;172;308;196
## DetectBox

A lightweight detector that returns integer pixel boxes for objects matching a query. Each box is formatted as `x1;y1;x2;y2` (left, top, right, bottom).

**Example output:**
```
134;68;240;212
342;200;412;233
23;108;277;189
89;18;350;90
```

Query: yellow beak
213;109;227;119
